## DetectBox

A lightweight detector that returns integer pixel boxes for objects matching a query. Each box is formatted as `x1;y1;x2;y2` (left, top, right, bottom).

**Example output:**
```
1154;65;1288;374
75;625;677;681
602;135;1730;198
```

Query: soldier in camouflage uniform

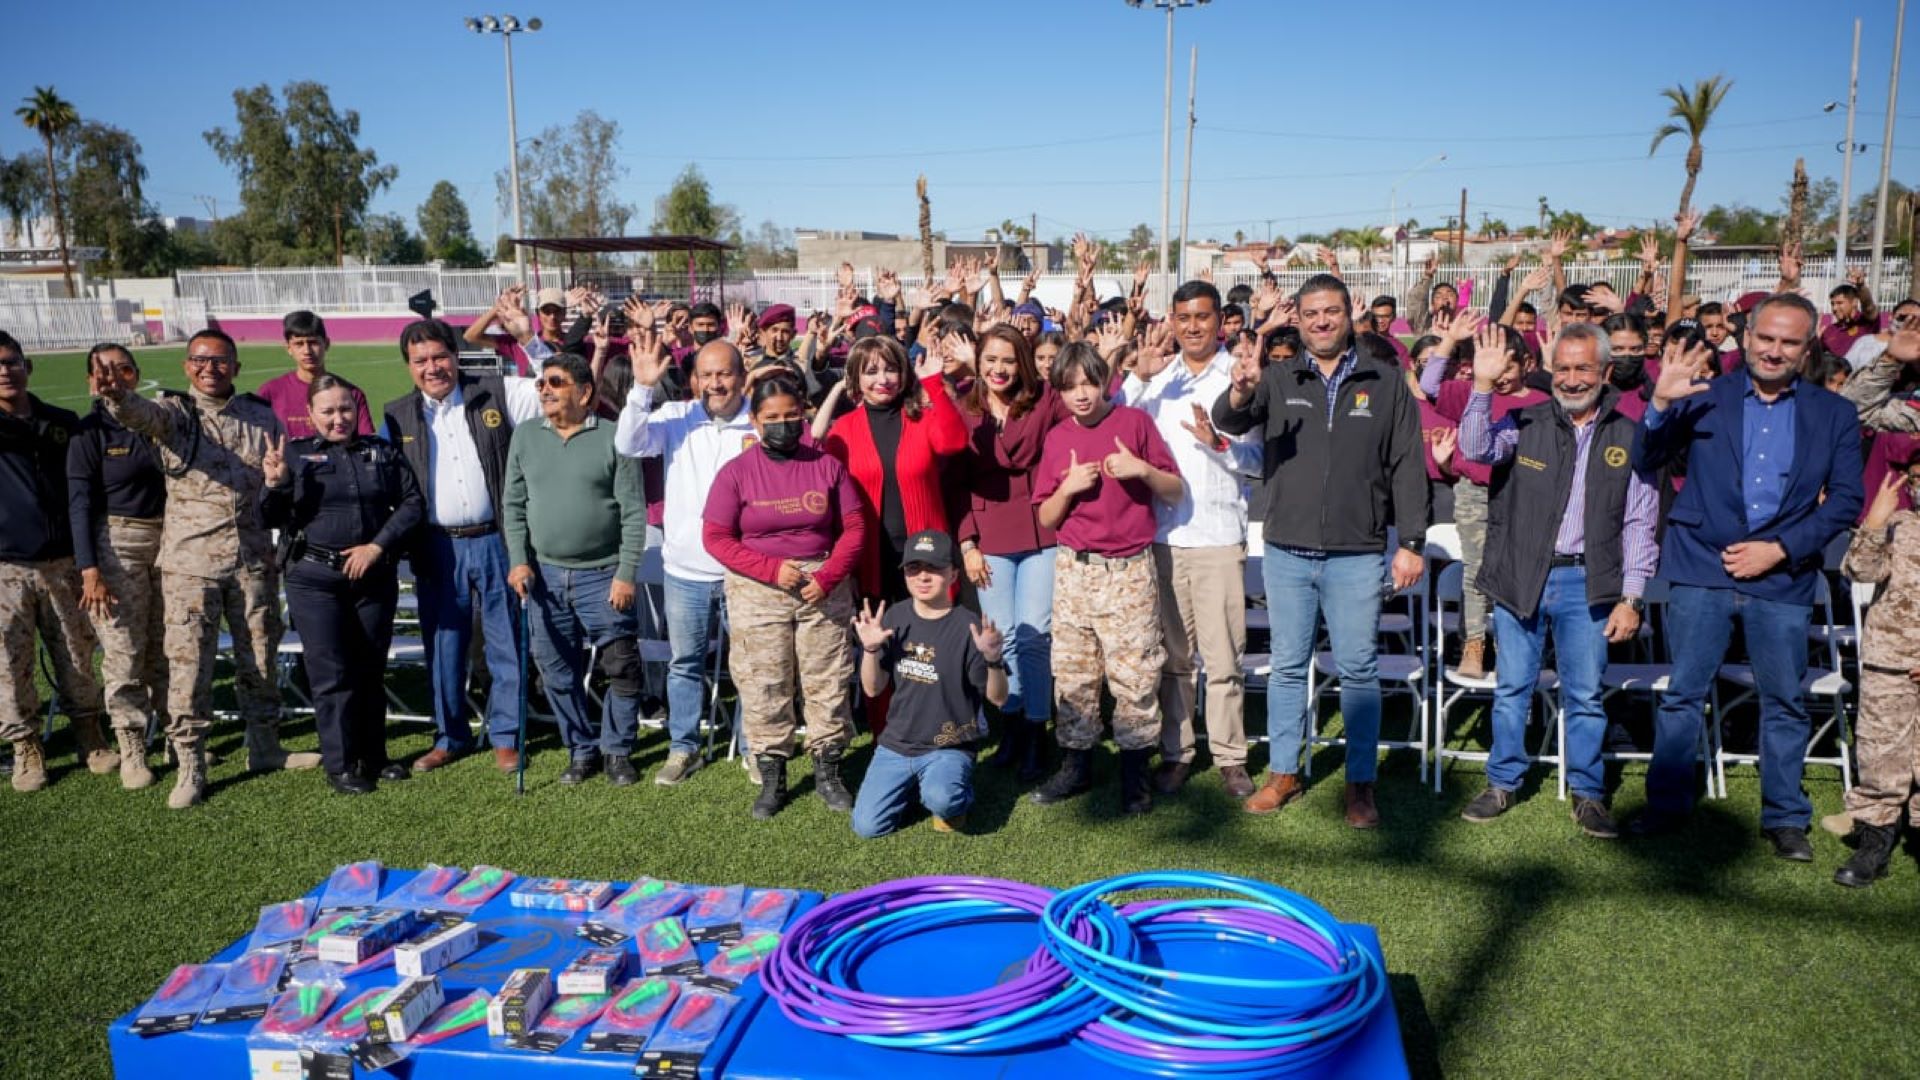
101;329;319;809
1832;464;1920;888
0;331;114;791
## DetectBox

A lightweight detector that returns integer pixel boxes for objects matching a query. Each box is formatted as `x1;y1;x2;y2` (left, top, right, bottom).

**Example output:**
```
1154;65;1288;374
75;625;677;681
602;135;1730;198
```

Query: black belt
1549;553;1585;567
1066;547;1149;568
301;544;350;570
432;522;496;539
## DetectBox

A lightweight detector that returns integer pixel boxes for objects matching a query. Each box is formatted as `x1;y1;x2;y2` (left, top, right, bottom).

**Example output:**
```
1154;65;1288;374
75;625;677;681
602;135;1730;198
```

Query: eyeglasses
185;354;235;368
0;355;25;371
536;376;575;389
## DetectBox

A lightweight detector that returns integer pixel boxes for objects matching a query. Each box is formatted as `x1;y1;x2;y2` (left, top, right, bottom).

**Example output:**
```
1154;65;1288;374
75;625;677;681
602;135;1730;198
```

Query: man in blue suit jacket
1631;293;1863;859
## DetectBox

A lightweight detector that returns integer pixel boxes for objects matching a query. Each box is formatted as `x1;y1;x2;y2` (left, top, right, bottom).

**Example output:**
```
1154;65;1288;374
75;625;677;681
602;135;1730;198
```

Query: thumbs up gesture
1059;448;1102;497
1103;436;1148;480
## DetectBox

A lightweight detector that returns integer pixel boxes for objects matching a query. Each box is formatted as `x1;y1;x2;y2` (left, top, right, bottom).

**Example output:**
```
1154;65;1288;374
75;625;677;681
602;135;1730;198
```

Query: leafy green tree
355;213;424;265
16;86;78;291
63;121;172;276
499;111;635;264
0;153;46;246
651;163;738;277
417;181;486;266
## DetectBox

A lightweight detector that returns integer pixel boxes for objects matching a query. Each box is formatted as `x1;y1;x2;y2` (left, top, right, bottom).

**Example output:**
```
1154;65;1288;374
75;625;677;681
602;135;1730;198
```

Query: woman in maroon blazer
952;325;1068;778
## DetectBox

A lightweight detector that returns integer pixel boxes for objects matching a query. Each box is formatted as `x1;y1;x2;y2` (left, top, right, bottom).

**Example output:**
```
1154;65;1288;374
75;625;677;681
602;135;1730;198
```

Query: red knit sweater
824;377;969;597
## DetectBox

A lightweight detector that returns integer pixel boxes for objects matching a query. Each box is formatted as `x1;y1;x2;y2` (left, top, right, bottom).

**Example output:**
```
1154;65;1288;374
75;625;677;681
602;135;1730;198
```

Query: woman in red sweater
823;335;969;603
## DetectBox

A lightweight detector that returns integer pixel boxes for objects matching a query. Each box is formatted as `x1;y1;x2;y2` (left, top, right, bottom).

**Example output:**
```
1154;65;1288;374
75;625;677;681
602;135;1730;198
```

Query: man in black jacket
1455;322;1660;838
1214;274;1428;827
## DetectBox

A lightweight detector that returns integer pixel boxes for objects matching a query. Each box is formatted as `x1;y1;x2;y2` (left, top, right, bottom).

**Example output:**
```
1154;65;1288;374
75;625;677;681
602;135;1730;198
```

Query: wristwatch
1622;596;1646;613
1398;539;1425;555
985;659;1008;671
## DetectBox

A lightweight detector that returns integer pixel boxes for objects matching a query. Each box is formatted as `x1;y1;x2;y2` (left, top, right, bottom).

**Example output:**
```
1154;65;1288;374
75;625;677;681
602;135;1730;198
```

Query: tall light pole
1388;153;1446;266
1835;18;1862;268
1868;0;1906;297
1127;0;1208;296
467;14;542;285
1177;45;1197;281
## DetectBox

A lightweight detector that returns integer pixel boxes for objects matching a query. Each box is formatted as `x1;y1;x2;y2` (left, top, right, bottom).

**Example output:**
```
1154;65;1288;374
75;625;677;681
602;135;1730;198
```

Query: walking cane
515;597;529;796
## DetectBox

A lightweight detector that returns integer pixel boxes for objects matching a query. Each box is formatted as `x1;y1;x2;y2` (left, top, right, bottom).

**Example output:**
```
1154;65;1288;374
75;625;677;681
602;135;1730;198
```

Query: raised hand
1518;264;1554;296
1778;240;1803;284
969;615;1005;665
1431;426;1458;466
1019;267;1040;302
729;302;756;347
1470;322;1513;389
1230;346;1262;393
1885;311;1920;363
1652;337;1716;409
628;326;670;387
983;247;1000;276
1059;449;1101;497
941;260;966;299
1584;282;1625;314
262;433;289;486
962;255;985;294
1196;263;1214;284
852;599;894;652
1503;251;1523;275
1847;265;1866;289
1095;319;1129;362
1351;293;1371;322
1421;251;1438;276
1252;278;1281;317
1259;297;1296;335
1637;230;1660;270
874;267;901;304
943;332;977;379
1674;209;1701;244
1444;308;1487;345
1318;245;1341;272
500;287;532;341
1181;401;1221;451
914;340;944;383
1132;256;1152;294
836;261;855;291
1103;436;1149;480
1863;470;1906;531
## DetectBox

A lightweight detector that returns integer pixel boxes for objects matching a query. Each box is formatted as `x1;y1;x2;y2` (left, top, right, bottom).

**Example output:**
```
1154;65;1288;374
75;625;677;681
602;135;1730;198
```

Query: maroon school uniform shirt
1418;398;1458;483
1434;381;1547;486
1031;403;1180;559
954;386;1068;556
255;370;374;440
701;443;867;594
1822;313;1883;362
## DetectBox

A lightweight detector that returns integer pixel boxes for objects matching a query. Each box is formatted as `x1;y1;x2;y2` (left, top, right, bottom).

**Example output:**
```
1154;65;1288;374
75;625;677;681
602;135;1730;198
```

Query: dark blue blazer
1631;367;1863;605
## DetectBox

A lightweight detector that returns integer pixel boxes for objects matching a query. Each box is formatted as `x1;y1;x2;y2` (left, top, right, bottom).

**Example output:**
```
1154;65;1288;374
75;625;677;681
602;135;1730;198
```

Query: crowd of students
4;221;1919;889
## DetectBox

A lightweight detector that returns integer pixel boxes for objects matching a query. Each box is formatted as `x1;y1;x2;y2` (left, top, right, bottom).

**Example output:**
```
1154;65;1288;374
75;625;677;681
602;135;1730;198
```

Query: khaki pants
162;564;283;745
1154;543;1248;768
1053;549;1164;752
1843;668;1920;828
0;558;104;743
724;567;853;759
88;517;168;735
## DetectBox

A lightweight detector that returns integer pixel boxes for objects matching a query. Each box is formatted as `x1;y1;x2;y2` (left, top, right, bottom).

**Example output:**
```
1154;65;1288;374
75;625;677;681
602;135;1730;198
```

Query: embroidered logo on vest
482;408;504;429
1603;446;1628;468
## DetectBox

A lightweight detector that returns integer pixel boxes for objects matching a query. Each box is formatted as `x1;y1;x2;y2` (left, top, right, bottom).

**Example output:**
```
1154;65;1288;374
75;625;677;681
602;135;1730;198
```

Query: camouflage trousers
1842;668;1920;828
162;563;283;746
724;564;853;760
1053;548;1165;752
87;517;168;735
1453;479;1492;641
0;558;105;743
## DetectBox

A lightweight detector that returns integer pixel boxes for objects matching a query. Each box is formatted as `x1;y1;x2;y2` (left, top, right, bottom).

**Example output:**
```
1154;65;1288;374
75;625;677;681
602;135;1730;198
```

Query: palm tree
1649;75;1732;219
17;86;78;294
1349;227;1387;268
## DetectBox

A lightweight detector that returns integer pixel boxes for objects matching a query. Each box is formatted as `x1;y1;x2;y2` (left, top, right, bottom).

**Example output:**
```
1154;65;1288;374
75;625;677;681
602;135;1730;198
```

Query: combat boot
9;736;47;792
1455;637;1489;679
988;712;1025;770
116;728;154;790
245;724;322;772
1119;747;1155;816
1833;823;1899;889
74;716;120;774
812;747;853;812
1018;724;1047;782
168;741;205;809
751;755;788;820
1030;748;1093;805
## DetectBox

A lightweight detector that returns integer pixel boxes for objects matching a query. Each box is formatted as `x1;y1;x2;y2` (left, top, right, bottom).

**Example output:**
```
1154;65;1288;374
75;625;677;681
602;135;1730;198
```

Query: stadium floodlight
466;14;544;285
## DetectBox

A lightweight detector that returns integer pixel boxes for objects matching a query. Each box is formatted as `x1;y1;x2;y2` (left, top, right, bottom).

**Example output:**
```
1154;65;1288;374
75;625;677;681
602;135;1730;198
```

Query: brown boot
245;724;321;772
1344;781;1380;829
116;728;154;790
1455;637;1488;679
10;736;47;792
75;716;120;774
167;740;205;810
1243;772;1304;815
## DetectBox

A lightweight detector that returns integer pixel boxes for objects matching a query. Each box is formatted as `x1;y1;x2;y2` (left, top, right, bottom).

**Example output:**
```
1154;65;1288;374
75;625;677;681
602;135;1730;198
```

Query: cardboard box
557;947;630;996
315;909;420;966
393;920;480;978
485;968;552;1039
365;975;444;1044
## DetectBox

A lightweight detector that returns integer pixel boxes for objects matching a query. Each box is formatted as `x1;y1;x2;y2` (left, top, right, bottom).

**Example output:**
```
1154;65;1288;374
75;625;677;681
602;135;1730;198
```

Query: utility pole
1838;18;1862;267
1868;0;1906;297
333;204;344;267
1177;45;1197;281
1458;188;1468;261
1158;3;1173;294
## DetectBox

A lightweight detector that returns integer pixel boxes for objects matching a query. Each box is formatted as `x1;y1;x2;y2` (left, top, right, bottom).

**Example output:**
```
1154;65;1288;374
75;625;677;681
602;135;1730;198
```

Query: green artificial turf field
26;343;417;414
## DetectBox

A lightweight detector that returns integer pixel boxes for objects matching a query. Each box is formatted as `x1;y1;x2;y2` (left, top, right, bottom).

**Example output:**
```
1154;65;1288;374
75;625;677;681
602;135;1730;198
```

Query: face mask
759;419;804;457
691;330;718;345
1609;354;1645;388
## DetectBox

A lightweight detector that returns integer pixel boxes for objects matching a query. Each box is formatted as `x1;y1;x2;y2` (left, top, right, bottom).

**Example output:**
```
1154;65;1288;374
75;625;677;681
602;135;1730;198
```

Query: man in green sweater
505;351;649;785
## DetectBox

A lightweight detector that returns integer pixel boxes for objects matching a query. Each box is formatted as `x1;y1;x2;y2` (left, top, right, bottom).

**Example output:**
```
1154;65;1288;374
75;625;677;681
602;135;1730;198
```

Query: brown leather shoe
493;748;520;772
1344;781;1380;829
1243;772;1304;815
1219;765;1255;799
411;747;465;774
1153;760;1191;795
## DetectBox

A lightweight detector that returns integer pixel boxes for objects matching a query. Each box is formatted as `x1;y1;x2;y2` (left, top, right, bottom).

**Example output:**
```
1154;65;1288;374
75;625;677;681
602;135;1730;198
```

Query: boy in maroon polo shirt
255;312;374;440
1030;341;1183;814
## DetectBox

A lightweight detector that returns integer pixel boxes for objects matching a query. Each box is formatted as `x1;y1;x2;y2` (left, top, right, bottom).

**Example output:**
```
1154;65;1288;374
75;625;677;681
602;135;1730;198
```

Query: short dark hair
1697;301;1725;318
1048;340;1109;392
87;342;136;372
1830;283;1861;301
1225;283;1254;306
688;303;723;323
667;301;690;317
1355;332;1399;366
1294;272;1350;311
400;318;462;360
1807;352;1850;388
1601;312;1648;341
188;328;237;358
541;351;596;403
1170;280;1222;311
749;369;806;414
1515;301;1537;317
282;310;328;341
1557;285;1590;309
1372;296;1398;312
0;329;23;361
305;372;360;405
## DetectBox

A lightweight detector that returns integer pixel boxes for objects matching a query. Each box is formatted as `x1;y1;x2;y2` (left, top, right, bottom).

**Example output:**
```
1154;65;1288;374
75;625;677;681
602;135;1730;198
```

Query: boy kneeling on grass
850;530;1007;838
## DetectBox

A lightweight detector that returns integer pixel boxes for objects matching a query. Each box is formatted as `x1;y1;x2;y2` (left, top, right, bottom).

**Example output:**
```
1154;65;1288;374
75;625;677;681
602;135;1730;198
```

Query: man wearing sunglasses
101;328;319;809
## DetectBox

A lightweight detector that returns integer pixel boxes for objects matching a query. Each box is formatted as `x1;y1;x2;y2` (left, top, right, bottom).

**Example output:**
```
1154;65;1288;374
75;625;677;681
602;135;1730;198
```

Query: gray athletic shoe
655;750;705;787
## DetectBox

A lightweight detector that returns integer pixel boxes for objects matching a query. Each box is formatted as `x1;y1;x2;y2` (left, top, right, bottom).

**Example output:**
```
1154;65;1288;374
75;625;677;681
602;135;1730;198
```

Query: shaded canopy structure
509;235;736;300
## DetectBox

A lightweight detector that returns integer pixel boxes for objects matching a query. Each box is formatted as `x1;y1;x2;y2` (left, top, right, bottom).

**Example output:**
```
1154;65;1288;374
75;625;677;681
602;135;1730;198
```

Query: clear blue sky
9;0;1917;245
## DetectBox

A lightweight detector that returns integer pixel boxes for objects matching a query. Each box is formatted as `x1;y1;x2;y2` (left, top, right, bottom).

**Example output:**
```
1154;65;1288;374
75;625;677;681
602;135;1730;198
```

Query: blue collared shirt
1741;379;1797;530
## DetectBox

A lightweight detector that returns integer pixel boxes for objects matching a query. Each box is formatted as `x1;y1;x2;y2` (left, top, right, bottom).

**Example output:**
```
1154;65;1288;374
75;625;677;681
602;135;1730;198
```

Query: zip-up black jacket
1212;349;1427;553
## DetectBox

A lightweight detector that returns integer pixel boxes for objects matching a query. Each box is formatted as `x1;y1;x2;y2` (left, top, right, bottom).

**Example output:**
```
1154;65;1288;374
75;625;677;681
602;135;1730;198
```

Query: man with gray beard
1453;322;1660;838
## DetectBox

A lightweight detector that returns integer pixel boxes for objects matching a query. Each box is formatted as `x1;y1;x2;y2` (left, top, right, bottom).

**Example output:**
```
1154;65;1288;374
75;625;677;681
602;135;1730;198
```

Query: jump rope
761;871;1384;1076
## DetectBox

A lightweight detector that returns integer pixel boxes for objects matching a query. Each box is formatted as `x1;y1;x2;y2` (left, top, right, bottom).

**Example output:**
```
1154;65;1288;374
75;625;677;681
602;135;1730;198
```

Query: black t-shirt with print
879;602;987;757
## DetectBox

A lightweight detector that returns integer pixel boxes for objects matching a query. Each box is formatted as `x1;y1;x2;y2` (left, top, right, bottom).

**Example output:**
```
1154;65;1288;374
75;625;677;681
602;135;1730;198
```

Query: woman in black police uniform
262;374;424;794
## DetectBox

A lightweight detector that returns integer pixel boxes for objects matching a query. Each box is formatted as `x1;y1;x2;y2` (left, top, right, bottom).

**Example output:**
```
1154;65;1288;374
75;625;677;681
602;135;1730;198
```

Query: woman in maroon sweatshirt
703;372;868;821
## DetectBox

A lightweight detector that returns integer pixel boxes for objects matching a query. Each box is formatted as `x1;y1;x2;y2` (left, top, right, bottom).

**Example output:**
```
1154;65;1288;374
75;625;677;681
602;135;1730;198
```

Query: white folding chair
1712;574;1854;794
1595;579;1718;797
1244;550;1268;633
1304;574;1429;782
1429;560;1563;793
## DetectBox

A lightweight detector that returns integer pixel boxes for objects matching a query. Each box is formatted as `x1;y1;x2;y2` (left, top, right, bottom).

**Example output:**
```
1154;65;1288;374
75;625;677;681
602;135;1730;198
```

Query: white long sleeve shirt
614;382;757;582
413;375;542;528
1119;350;1261;548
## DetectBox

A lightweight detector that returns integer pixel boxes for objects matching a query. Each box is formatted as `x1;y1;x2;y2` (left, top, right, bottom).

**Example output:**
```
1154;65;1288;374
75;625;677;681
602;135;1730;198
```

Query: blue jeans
663;572;723;755
977;548;1056;721
528;562;641;761
851;746;975;839
1487;566;1609;800
1263;546;1385;782
416;531;522;751
1651;584;1813;829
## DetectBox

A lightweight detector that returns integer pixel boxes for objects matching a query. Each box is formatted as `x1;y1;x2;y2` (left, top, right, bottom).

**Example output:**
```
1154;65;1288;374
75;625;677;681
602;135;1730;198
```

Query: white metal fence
176;266;524;316
0;297;145;351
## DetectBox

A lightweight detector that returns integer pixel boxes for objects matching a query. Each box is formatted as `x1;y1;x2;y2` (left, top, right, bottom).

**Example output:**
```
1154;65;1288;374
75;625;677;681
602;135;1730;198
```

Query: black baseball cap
902;530;956;570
